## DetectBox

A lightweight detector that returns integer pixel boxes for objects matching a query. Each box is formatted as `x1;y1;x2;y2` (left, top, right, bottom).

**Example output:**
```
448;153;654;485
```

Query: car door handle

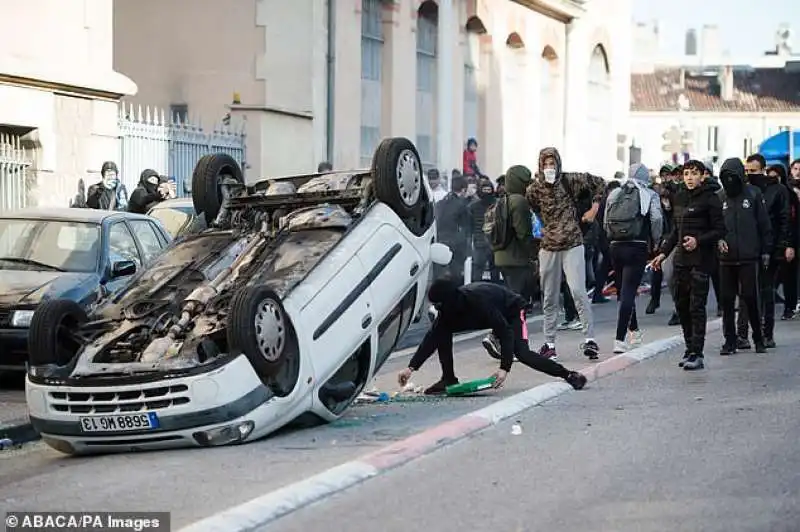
410;263;419;276
362;314;372;329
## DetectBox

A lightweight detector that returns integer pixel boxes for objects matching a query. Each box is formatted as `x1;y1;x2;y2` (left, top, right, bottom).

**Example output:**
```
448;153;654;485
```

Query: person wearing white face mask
525;147;606;361
86;161;129;211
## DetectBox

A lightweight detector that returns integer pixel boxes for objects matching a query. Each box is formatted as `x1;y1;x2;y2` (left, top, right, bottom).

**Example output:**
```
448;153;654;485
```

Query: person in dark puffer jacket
651;161;725;370
468;177;498;282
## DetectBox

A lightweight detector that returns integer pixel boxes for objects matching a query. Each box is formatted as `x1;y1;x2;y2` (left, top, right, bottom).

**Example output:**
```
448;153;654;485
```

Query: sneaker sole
481;339;501;360
683;363;705;371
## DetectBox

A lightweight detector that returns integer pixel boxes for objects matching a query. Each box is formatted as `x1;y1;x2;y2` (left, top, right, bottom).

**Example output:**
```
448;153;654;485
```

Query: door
356;223;422;330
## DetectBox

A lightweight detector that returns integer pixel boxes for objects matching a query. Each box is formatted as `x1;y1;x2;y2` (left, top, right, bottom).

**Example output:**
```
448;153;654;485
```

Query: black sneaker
719;342;737;356
763;337;776;349
683;354;705;370
424;379;458;395
645;299;659;314
678;350;690;367
565;371;587;390
754;341;767;354
668;313;680;326
539;343;558;360
736;337;752;350
482;334;501;360
581;340;600;360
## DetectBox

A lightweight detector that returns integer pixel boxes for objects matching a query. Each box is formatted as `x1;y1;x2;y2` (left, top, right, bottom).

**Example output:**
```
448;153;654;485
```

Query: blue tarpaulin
758;130;800;165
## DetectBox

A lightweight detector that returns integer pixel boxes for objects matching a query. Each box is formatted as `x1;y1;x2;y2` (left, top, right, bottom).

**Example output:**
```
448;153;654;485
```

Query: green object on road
446;377;496;396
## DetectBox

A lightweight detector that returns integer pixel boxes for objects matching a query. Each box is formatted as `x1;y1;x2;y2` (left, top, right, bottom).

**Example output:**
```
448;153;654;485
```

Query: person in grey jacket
604;163;663;353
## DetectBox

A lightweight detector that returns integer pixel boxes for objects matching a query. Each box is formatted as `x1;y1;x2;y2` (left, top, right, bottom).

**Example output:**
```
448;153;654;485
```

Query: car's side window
151;222;169;247
108;222;142;267
128;220;163;264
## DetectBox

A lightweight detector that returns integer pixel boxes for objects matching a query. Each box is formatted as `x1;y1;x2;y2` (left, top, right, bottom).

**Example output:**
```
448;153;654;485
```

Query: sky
633;0;797;59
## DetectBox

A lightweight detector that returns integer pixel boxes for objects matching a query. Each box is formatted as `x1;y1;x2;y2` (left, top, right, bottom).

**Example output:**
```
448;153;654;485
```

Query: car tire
371;137;427;220
191;153;244;224
28;299;88;367
227;285;300;389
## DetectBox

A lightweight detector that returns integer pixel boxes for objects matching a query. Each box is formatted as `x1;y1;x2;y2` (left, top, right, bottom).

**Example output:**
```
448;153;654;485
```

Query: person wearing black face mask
736;157;791;348
468;178;499;282
717;158;773;356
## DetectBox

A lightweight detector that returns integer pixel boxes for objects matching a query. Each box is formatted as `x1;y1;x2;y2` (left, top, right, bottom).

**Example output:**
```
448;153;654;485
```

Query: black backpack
604;182;644;241
483;195;513;251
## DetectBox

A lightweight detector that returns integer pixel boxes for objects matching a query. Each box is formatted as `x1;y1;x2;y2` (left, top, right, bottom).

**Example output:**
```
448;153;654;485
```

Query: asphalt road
3;295;798;532
268;321;800;532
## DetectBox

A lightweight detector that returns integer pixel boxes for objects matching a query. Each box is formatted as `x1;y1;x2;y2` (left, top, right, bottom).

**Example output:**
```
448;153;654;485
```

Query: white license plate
79;412;160;433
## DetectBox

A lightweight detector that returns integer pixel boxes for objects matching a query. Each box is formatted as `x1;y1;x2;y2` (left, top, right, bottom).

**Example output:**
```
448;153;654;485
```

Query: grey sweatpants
540;245;595;343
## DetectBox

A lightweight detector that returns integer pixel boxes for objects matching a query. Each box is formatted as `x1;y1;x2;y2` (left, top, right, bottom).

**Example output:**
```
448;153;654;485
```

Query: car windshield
0;219;100;273
149;205;192;237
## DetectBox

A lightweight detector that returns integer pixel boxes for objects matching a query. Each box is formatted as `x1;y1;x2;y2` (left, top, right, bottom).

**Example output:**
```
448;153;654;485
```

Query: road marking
179;318;721;532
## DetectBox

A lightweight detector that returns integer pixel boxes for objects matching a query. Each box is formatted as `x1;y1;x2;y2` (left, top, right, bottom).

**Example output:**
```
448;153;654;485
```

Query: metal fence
0;134;33;212
118;104;246;197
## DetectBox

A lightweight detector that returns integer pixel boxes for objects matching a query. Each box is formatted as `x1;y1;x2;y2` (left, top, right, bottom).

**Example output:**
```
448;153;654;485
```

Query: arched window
586;44;612;172
415;1;438;168
463;16;485;144
360;0;385;166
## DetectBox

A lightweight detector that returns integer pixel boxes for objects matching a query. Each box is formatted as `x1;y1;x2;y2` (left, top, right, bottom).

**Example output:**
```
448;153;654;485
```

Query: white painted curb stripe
180;318;722;532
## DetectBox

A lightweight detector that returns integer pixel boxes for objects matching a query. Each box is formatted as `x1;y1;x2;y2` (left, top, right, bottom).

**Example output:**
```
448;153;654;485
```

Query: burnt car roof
0;207;153;224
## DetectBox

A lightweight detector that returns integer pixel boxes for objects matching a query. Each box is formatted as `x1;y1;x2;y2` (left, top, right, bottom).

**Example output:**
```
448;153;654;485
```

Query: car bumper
26;355;286;454
0;328;28;371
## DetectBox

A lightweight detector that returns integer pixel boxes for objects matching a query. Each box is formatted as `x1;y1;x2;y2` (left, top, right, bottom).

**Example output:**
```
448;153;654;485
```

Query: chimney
718;65;734;101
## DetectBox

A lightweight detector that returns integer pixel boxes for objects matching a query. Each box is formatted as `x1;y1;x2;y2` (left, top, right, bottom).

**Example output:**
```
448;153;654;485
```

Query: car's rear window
149;206;192;237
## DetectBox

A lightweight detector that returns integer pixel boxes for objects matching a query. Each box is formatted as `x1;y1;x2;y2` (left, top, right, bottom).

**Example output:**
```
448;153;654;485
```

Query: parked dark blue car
0;208;172;370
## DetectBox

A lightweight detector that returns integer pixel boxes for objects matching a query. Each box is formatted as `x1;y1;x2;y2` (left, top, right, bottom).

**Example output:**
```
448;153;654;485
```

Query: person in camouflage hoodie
526;147;605;361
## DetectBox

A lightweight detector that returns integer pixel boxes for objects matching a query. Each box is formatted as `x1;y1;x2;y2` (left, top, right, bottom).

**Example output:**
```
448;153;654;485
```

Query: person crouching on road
398;279;587;395
650;160;725;370
717;158;773;356
525;148;606;361
604;163;663;354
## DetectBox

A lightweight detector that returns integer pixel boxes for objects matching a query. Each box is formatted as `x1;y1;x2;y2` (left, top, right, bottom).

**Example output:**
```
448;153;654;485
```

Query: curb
180;318;722;532
0;417;39;447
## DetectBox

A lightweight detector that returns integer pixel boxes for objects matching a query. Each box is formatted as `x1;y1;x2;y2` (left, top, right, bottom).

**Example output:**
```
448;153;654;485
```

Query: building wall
0;0;135;208
113;0;631;181
630;112;800;168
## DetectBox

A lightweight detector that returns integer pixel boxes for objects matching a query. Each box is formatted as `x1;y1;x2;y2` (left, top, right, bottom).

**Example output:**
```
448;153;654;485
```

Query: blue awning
758;130;800;159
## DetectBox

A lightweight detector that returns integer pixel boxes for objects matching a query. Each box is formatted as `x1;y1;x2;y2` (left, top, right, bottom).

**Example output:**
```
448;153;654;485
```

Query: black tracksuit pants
610;242;648;341
722;262;763;344
427;312;570;381
781;259;798;317
736;260;775;339
673;265;711;354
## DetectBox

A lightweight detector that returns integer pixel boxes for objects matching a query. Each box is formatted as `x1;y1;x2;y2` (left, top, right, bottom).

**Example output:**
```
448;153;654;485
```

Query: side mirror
430;243;452;266
110;260;136;279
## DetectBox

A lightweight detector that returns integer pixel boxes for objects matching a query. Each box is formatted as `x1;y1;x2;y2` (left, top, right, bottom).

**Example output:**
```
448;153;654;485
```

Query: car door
127;219;167;265
105;222;143;293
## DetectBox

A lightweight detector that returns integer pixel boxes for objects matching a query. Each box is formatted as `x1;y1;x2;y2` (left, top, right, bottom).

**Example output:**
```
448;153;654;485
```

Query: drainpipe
562;20;572;160
437;0;454;188
326;0;336;164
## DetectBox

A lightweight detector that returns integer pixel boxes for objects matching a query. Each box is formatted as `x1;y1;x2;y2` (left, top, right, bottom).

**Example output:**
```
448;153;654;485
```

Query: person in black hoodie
128;169;172;214
736;157;791;348
434;176;472;283
780;163;800;319
650;161;725;370
468;177;498;282
717;158;773;356
397;279;587;395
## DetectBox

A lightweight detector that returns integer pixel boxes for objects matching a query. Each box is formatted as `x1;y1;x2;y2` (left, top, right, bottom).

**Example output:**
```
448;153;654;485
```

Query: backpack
483;195;513;251
604;182;644;242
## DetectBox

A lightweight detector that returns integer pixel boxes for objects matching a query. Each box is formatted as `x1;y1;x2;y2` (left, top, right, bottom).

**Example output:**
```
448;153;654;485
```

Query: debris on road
511;422;522;435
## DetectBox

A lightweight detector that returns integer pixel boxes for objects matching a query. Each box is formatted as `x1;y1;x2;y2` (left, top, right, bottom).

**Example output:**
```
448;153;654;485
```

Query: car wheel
28;299;88;367
227;286;300;393
371;137;427;220
191;153;244;224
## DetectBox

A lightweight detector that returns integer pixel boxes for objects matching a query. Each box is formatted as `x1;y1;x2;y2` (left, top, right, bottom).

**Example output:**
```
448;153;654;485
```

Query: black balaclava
477;177;494;201
720;158;746;197
428;278;465;311
139;169;161;194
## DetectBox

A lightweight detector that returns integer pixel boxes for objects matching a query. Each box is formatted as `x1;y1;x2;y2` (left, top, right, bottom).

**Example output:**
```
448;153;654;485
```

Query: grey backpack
604;182;644;241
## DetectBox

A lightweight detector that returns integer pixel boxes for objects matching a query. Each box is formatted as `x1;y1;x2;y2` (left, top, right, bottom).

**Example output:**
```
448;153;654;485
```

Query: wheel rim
254;298;286;362
395;149;421;206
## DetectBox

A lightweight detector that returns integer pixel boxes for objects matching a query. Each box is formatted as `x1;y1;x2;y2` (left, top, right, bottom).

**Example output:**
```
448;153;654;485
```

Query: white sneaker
628;329;644;346
613;339;629;354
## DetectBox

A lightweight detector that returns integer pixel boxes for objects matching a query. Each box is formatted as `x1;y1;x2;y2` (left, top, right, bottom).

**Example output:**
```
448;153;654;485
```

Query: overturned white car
25;137;449;454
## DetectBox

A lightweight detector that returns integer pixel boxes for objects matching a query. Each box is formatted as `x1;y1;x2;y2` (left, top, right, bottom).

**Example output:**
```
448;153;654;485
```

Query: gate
0;133;32;212
118;104;246;197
